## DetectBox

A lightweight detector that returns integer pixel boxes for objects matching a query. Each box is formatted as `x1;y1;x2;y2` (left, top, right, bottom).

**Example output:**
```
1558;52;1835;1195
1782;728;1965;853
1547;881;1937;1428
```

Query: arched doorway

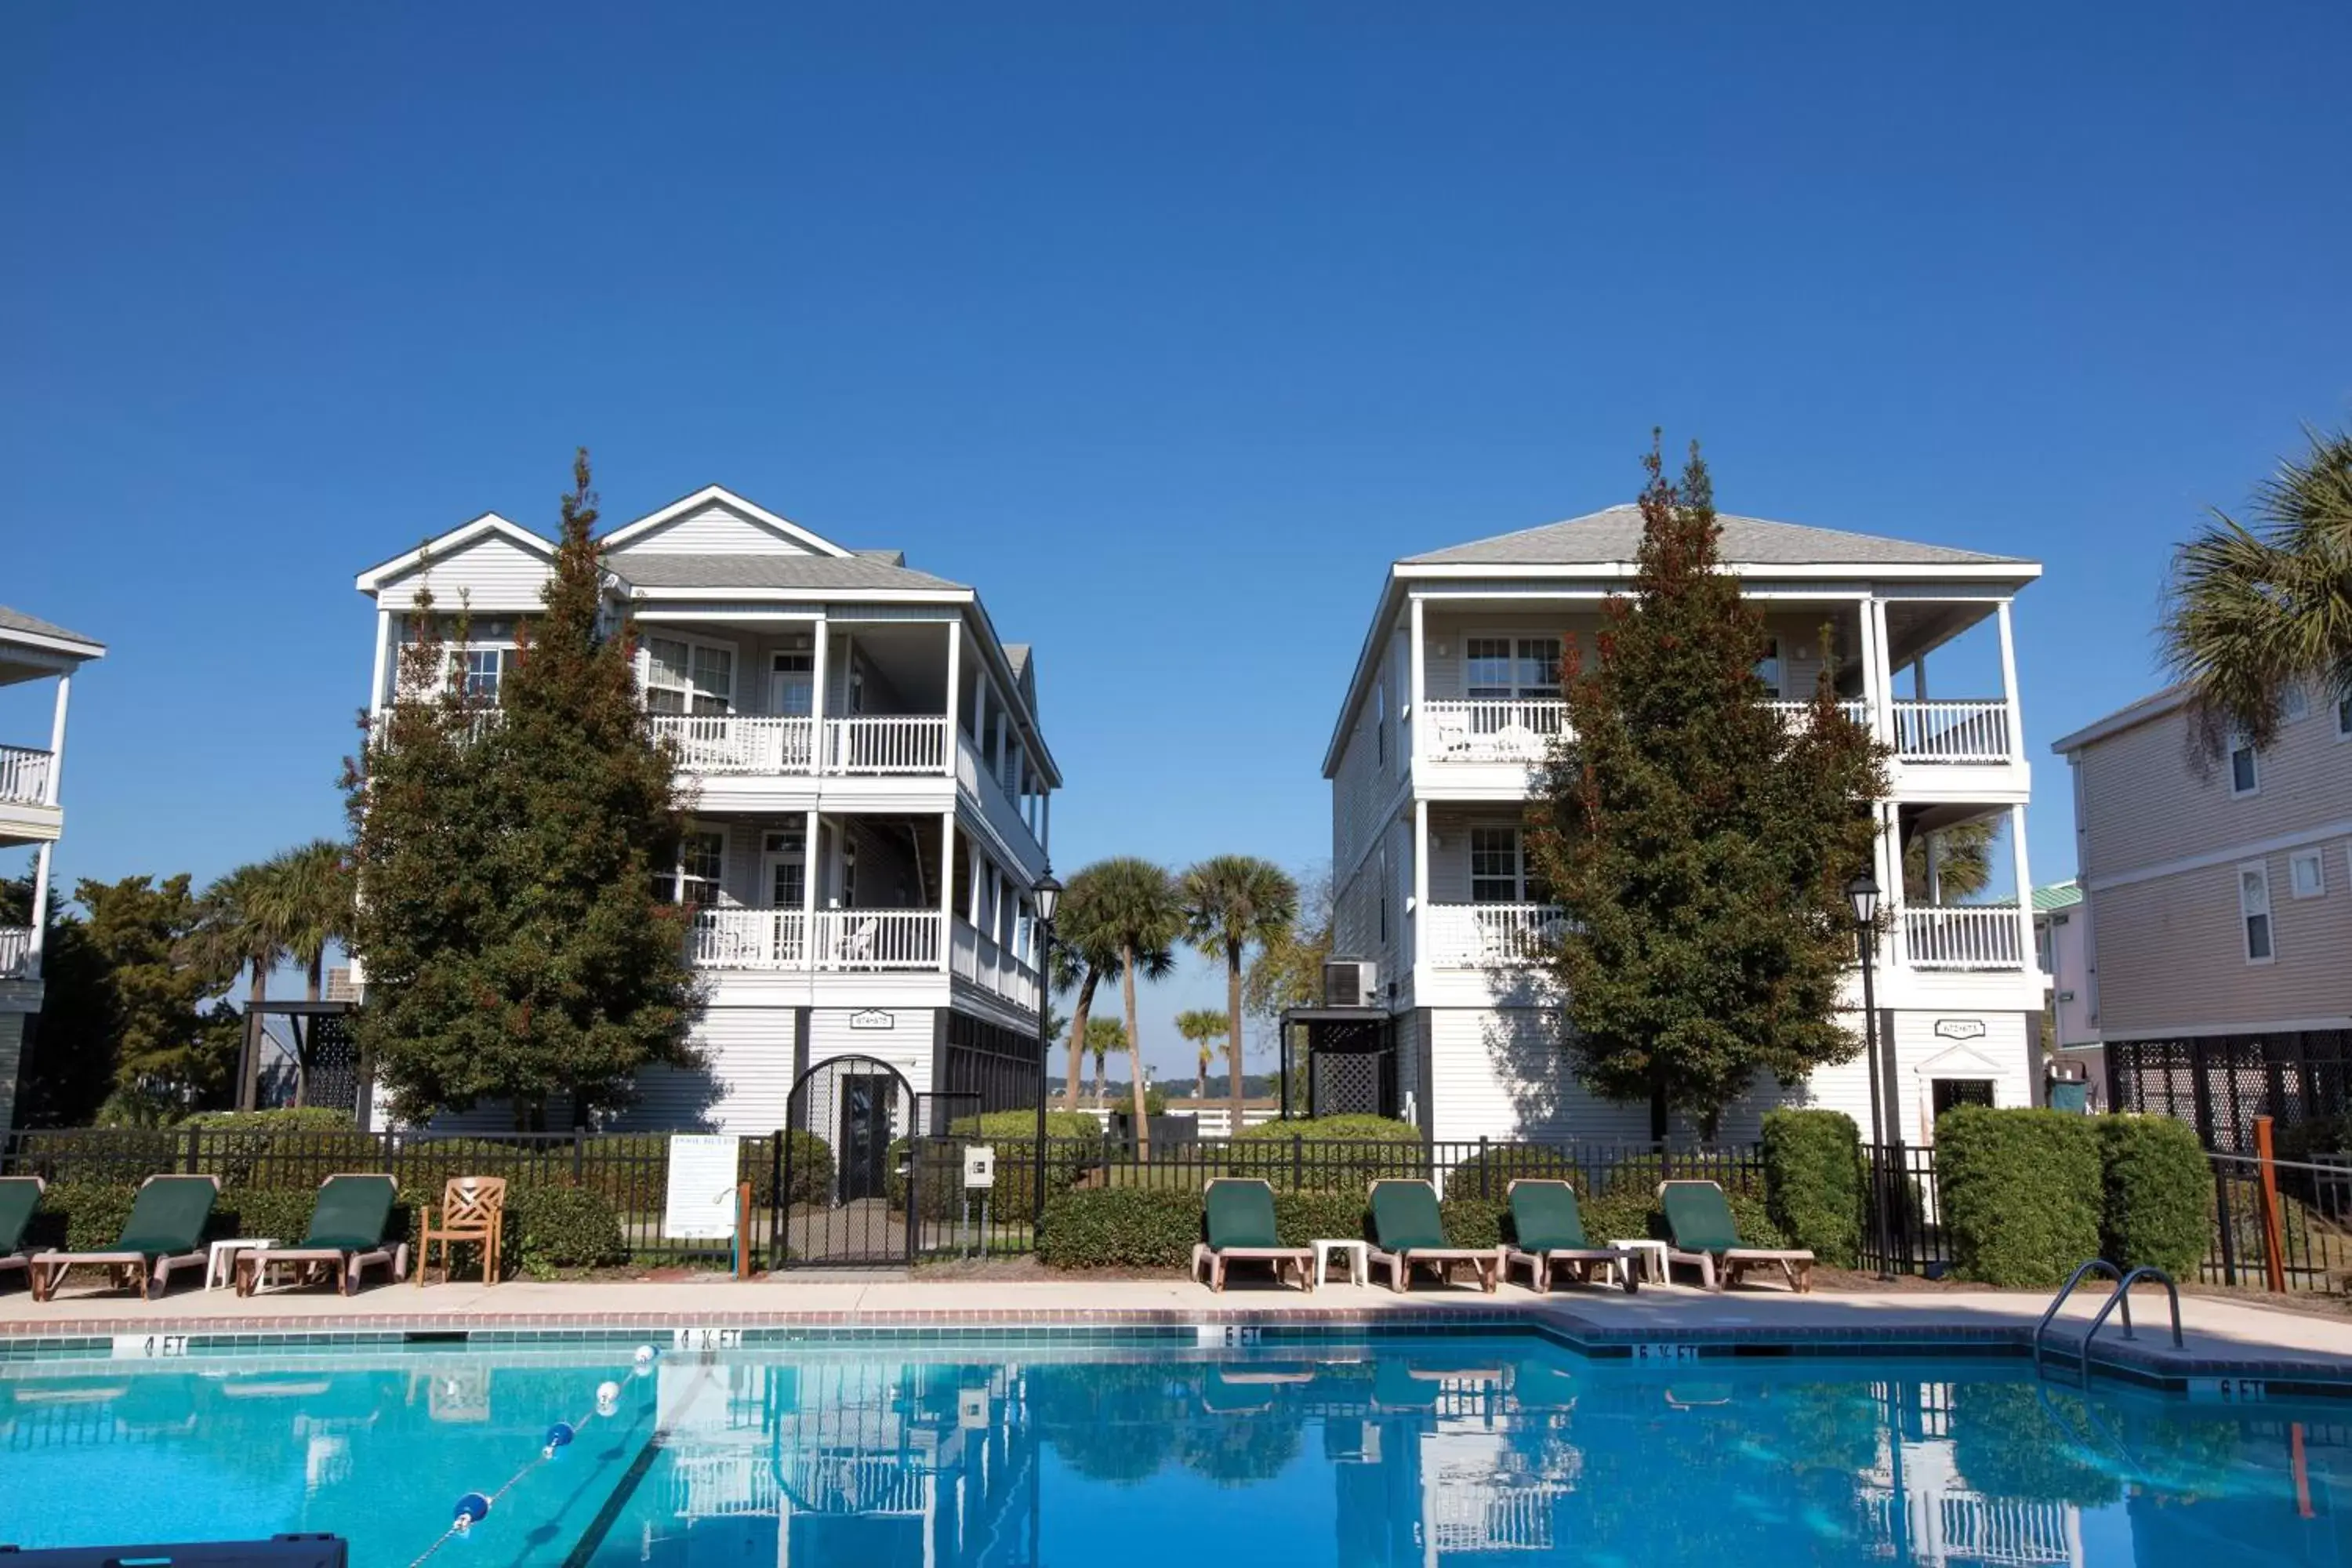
779;1054;917;1269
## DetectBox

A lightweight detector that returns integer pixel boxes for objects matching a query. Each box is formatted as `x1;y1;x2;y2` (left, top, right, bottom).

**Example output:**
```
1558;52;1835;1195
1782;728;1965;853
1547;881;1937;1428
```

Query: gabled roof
0;605;105;659
2050;684;2190;755
1404;504;2031;570
354;512;554;591
612;553;967;593
597;484;853;557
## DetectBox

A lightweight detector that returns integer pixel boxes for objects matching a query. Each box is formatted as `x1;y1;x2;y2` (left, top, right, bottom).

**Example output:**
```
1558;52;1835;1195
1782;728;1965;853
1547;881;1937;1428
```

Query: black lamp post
1029;866;1062;1230
1847;870;1892;1276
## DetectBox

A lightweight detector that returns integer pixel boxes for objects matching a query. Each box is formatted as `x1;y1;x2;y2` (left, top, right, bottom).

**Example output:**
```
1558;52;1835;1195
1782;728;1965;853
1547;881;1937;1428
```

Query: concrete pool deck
3;1275;2348;1390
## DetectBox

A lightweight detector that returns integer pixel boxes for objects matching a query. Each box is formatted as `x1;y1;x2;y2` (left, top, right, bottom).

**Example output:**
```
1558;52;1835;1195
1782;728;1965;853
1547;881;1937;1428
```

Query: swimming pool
0;1334;2341;1565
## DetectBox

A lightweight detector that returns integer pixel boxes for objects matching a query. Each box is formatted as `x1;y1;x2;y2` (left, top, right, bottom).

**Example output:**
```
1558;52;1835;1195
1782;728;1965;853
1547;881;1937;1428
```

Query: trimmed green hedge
1446;1144;1584;1200
510;1186;628;1276
2098;1115;2213;1276
1936;1107;2103;1287
1039;1188;1200;1269
1762;1109;1864;1269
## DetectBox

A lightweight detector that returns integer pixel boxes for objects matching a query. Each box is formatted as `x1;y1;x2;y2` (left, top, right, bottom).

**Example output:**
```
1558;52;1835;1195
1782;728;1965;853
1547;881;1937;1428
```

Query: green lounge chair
1367;1179;1499;1294
0;1175;45;1287
1191;1178;1315;1291
28;1173;220;1301
1502;1179;1634;1293
235;1174;407;1297
1658;1180;1814;1293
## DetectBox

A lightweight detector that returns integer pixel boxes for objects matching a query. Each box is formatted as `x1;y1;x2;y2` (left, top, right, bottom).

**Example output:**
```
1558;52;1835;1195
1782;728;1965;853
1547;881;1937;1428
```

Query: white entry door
770;651;814;715
762;829;807;962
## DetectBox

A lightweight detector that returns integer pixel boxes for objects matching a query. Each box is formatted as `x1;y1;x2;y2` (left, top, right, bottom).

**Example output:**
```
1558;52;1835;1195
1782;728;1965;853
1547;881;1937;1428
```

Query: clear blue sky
5;4;2347;1076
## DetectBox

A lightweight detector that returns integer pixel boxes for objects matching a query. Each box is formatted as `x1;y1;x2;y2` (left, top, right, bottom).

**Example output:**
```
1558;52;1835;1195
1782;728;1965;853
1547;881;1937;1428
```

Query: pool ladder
2031;1259;2183;1378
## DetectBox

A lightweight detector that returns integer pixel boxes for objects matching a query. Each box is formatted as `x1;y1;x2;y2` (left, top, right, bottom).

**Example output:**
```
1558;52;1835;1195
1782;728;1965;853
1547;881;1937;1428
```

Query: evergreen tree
1526;437;1889;1139
345;452;705;1129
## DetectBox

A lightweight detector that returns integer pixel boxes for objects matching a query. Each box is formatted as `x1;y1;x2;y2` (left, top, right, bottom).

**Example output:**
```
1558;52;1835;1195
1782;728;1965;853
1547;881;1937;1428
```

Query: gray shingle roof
1403;504;2030;569
0;604;105;652
609;553;967;593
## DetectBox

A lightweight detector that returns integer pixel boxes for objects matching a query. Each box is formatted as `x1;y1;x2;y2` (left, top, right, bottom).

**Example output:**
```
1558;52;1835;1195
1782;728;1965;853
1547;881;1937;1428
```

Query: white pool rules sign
664;1133;742;1240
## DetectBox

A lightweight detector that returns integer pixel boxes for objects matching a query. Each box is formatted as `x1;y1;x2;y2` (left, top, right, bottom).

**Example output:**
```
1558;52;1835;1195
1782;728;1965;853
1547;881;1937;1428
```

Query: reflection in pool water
0;1338;2343;1566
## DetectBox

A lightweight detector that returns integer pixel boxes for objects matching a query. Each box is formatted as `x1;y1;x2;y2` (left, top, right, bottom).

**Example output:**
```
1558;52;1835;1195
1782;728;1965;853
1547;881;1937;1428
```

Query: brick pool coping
3;1278;2346;1395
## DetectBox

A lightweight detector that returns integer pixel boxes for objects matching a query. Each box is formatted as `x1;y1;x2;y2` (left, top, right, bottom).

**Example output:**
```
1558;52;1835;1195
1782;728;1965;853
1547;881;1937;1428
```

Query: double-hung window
1465;637;1563;734
1469;827;1549;906
462;648;505;700
2290;848;2326;900
646;637;734;716
2228;737;2259;797
2238;861;2274;964
658;830;725;906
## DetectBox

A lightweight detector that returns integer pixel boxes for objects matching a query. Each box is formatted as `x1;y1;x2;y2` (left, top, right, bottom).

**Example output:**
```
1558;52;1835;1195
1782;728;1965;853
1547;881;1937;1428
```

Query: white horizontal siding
374;532;552;611
608;499;818;557
609;1004;800;1133
808;1007;934;1097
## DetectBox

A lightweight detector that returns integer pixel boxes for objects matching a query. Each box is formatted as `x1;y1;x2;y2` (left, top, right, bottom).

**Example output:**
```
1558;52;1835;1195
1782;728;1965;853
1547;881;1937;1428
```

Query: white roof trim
622;586;972;606
2050;684;2191;755
1396;560;2043;583
354;513;554;592
598;485;854;557
0;626;105;662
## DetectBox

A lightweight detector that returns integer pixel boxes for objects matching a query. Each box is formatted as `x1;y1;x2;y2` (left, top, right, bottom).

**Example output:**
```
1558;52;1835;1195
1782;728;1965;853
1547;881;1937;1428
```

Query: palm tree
2161;426;2352;755
1051;866;1130;1112
1084;1017;1126;1104
184;863;290;1106
1086;857;1182;1157
249;840;355;1002
1181;855;1299;1124
1174;1007;1227;1098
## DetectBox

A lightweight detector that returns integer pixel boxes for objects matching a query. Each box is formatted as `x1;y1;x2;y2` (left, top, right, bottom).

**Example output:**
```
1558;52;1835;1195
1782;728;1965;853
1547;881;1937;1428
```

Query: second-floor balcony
687;906;1039;1009
1417;698;2009;766
651;714;950;777
1900;903;2027;970
0;746;53;805
1421;899;2029;974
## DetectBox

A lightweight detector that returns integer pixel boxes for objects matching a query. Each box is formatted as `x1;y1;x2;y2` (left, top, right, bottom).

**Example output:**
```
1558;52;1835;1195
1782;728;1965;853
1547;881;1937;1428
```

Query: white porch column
1040;789;1051;857
2009;803;2036;976
971;668;988;748
367;609;391;717
1995;598;2024;762
808;619;831;774
800;810;820;964
1407;596;1425;777
1860;597;1893;748
1412;800;1430;970
26;841;53;968
44;670;71;806
942;619;962;779
939;811;957;975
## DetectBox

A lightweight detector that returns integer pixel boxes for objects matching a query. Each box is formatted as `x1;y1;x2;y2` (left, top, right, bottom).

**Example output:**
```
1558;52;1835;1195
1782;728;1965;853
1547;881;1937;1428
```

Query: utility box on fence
963;1145;996;1190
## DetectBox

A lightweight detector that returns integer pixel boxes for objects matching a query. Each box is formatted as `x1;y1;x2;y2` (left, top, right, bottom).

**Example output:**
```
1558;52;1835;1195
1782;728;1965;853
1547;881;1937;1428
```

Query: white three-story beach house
1320;506;2046;1146
1;607;106;1132
354;486;1055;1138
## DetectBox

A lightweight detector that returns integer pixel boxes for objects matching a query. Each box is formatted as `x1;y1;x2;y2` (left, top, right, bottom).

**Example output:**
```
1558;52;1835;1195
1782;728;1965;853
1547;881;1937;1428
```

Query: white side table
207;1237;275;1291
1312;1238;1370;1289
1611;1238;1668;1286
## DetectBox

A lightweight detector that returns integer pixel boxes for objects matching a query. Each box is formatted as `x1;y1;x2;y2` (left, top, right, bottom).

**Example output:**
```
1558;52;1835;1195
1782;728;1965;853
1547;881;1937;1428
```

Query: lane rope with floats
403;1342;659;1568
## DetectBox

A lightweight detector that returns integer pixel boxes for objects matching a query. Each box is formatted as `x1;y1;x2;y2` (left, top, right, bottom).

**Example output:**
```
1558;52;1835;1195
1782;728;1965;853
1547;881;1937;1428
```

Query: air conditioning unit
1323;959;1378;1009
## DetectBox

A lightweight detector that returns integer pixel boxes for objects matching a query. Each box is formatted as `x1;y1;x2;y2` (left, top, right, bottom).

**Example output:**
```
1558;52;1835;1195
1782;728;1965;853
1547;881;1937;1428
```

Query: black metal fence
1857;1144;1952;1276
2205;1148;2352;1291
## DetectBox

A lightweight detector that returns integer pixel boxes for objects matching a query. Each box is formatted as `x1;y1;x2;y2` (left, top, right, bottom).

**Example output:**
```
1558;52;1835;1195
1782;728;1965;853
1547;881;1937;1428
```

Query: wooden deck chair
416;1176;506;1286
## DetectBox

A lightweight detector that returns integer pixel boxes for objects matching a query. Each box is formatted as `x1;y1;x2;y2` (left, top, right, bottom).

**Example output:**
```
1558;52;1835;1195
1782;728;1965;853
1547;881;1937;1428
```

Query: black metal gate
775;1054;918;1269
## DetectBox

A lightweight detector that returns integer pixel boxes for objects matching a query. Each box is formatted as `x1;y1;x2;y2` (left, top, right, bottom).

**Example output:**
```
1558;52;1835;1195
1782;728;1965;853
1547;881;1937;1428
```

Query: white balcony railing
1425;902;1567;967
689;908;942;971
0;746;53;805
0;927;36;980
1765;699;1872;730
955;733;1047;872
1890;699;2013;763
1421;700;1570;764
649;716;815;775
1902;904;2026;970
825;717;949;775
951;917;1041;1009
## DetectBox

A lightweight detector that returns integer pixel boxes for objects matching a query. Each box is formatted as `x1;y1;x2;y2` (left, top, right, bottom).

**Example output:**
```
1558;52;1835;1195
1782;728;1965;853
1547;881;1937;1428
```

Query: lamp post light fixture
1846;870;1893;1278
1029;867;1063;1230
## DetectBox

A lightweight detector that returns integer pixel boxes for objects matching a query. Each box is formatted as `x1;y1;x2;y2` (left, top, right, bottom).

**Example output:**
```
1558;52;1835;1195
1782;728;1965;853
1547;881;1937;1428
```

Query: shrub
1936;1106;2103;1287
184;1111;379;1189
11;1128;186;1187
887;1112;1102;1218
1572;1186;1789;1257
1438;1196;1510;1250
34;1181;137;1251
510;1185;628;1276
213;1187;319;1246
1762;1109;1864;1269
1272;1190;1364;1246
2098;1116;2213;1276
1038;1188;1200;1269
1599;1150;1765;1199
1227;1116;1427;1190
1445;1143;1585;1201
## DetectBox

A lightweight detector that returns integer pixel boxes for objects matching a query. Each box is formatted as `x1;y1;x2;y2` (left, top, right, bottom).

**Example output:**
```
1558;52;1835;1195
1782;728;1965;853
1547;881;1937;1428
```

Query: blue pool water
0;1334;2344;1566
